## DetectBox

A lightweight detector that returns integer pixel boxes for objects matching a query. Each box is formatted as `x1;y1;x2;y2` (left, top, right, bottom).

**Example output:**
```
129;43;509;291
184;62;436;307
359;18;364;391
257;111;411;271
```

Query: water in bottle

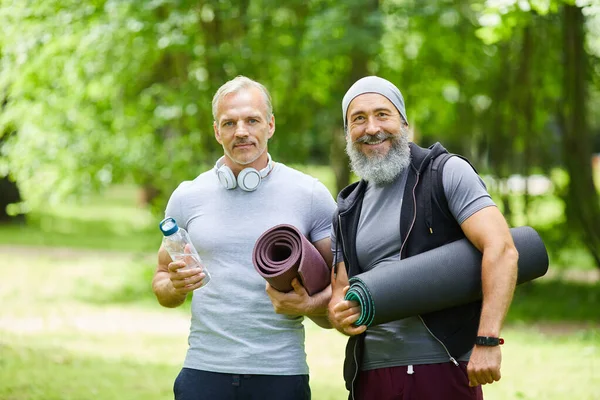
159;216;211;287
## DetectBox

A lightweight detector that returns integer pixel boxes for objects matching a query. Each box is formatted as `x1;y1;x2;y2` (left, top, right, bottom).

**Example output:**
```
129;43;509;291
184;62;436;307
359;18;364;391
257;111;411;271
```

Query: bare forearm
478;244;518;336
152;271;187;308
265;278;333;324
460;207;519;337
306;284;332;316
307;285;333;328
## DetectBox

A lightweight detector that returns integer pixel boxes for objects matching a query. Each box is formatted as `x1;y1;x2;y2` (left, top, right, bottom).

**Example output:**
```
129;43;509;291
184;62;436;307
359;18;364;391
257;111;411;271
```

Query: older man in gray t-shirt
153;76;336;400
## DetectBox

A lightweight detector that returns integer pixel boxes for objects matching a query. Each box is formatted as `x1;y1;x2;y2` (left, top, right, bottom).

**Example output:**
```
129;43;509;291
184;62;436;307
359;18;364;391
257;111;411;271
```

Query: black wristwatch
474;336;504;346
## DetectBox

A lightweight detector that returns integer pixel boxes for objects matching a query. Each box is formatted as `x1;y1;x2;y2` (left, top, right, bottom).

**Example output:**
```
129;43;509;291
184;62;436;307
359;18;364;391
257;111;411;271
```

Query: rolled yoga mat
253;224;330;296
345;226;549;327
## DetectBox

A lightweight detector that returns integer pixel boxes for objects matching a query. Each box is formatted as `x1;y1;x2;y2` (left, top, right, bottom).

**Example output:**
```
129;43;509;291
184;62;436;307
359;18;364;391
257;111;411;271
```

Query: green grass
508;279;600;323
0;248;347;400
0;246;597;399
0;182;599;399
0;185;159;252
0;341;177;400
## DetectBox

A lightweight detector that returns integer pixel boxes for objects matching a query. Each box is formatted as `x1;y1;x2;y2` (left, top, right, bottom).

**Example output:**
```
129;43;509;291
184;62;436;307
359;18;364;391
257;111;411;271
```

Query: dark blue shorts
173;368;311;400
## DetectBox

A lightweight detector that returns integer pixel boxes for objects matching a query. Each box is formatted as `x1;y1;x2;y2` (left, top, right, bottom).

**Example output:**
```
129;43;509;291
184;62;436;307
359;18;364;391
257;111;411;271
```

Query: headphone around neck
214;153;274;192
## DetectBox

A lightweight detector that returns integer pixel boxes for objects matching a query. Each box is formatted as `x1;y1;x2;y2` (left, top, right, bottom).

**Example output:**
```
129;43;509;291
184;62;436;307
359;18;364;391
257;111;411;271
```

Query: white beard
345;127;411;185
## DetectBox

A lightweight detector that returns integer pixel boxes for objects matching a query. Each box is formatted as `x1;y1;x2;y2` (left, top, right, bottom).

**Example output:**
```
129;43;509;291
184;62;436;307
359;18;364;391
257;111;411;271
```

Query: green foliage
0;0;596;183
0;0;383;211
509;279;600;323
2;0;600;263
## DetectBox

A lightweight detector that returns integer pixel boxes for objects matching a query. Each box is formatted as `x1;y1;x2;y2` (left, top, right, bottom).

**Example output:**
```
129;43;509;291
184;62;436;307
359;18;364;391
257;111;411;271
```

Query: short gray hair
211;76;273;121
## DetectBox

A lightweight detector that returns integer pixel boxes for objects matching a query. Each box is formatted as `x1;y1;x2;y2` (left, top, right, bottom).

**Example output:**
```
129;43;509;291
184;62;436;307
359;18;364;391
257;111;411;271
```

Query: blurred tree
0;0;599;265
0;72;23;223
0;128;23;223
327;0;383;192
559;2;600;266
0;0;383;208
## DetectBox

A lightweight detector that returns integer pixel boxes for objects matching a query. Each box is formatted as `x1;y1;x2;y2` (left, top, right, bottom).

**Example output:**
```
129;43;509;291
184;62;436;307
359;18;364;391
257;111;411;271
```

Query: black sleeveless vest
334;142;482;395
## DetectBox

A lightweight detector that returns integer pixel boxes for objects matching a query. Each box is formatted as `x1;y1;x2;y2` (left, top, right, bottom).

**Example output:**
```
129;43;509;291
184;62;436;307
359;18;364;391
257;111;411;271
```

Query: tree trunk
330;0;381;193
560;4;600;267
330;127;351;194
0;176;24;223
0;92;24;223
516;25;534;226
487;43;513;223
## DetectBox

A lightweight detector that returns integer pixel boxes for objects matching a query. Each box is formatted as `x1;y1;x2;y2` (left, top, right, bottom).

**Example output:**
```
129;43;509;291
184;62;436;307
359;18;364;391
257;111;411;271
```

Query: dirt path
3;244;598;281
1;244;597;337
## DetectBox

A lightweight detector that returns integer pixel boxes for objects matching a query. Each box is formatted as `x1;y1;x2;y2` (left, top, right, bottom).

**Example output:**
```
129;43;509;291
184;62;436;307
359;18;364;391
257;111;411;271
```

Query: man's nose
365;116;380;135
234;122;249;137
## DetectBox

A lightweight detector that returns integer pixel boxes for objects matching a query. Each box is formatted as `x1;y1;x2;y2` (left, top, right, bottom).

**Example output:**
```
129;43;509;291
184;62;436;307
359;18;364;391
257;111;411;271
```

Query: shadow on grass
507;278;600;323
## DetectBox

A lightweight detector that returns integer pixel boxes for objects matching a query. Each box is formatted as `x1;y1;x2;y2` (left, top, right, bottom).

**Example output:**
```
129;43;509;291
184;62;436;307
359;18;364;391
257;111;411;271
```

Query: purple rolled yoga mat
252;224;330;296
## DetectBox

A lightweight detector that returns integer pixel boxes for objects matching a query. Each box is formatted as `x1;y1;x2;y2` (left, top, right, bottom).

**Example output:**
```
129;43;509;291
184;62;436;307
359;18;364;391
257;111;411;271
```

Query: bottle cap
159;217;179;236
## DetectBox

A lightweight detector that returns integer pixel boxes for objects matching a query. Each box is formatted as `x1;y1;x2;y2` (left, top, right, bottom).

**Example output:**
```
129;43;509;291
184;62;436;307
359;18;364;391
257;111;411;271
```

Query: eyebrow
349;107;395;119
219;114;263;124
375;107;394;113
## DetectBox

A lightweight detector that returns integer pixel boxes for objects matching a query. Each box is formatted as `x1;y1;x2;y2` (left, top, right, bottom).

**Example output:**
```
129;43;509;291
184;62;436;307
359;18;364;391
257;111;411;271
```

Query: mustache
233;139;255;146
354;131;396;144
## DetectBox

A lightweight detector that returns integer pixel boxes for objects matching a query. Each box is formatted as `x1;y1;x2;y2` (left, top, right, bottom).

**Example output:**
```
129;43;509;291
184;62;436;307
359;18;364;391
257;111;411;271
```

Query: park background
0;0;599;399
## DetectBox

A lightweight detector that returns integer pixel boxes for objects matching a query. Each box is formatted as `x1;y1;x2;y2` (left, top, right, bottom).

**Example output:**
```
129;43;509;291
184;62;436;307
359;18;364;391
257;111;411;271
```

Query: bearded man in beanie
327;76;518;400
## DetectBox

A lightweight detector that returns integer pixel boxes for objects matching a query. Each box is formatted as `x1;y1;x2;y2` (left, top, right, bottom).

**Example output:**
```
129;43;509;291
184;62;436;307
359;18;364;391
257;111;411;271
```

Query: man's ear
267;115;275;139
214;121;222;144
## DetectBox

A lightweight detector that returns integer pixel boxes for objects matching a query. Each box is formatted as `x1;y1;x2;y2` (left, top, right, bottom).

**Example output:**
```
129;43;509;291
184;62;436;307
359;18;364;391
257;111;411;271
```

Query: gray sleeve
308;180;337;243
164;181;191;229
330;216;343;265
442;156;496;224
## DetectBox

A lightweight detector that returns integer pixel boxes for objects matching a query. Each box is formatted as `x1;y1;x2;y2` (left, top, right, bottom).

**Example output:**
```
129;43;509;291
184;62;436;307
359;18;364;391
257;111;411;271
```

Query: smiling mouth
356;132;394;146
363;139;386;145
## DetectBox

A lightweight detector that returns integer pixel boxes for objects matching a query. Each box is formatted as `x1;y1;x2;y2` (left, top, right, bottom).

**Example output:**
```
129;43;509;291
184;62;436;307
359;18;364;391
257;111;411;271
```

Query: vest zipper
399;172;420;256
401;171;459;367
418;315;459;366
351;337;359;400
337;215;350;268
338;213;359;399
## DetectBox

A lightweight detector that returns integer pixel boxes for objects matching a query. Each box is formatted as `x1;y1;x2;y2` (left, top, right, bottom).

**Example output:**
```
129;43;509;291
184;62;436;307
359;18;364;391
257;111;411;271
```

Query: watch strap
474;336;504;346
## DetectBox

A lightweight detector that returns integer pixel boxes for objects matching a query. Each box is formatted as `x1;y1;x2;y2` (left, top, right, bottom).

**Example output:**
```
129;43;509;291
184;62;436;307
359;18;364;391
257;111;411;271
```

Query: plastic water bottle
159;216;211;287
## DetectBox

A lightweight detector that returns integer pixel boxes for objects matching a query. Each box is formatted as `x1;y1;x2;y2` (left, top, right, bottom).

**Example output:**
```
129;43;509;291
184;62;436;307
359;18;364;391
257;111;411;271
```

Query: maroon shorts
355;362;484;400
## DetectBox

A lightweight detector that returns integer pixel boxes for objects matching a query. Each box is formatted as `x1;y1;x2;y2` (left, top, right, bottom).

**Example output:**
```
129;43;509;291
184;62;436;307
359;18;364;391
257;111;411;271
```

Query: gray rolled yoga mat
345;226;549;327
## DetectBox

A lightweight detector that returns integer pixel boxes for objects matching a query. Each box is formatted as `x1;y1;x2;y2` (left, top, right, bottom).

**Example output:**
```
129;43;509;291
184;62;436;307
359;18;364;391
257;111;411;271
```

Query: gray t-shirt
332;156;496;370
166;162;336;375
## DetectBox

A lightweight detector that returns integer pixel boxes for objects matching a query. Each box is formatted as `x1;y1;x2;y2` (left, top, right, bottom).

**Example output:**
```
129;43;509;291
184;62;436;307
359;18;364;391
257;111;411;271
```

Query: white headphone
214;153;274;192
